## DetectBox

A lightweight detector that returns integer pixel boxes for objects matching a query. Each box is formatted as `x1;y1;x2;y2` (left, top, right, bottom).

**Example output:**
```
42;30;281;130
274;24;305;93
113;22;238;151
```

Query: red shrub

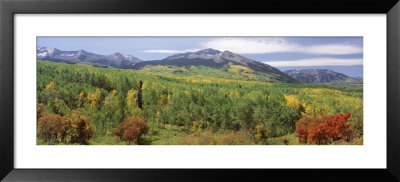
295;128;308;144
296;112;353;144
114;117;148;144
295;116;325;144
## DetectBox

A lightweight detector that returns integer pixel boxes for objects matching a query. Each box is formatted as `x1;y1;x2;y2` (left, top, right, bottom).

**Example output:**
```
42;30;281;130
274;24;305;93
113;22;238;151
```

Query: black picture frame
1;0;399;181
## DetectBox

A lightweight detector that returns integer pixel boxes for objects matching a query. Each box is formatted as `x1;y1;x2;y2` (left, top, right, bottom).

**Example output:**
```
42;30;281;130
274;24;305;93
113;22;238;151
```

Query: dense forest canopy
37;60;363;145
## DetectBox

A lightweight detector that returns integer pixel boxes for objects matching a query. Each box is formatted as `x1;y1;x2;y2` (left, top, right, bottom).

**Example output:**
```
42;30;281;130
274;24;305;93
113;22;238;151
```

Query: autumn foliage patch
67;110;94;144
295;112;353;144
36;61;363;145
37;113;68;143
114;117;148;144
37;109;94;144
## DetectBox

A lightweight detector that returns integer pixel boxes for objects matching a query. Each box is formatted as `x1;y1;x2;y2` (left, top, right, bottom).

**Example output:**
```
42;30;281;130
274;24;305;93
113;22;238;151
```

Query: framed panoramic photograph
35;36;364;146
1;0;400;181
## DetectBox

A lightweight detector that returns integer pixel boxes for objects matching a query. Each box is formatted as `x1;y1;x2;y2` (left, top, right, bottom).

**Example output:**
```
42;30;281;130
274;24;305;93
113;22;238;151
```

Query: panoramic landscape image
36;37;363;145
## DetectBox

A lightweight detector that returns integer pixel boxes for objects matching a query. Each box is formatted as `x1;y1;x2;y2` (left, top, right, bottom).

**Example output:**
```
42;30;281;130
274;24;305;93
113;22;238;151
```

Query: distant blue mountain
284;68;362;83
37;46;142;68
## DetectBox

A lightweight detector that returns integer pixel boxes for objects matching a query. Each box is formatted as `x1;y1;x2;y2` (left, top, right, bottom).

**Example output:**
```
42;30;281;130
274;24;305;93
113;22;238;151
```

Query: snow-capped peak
36;46;142;67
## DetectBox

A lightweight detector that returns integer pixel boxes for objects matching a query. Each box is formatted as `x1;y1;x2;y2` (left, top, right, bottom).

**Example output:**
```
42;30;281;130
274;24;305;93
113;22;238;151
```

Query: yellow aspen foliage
78;91;84;101
303;103;316;117
95;89;101;97
284;95;300;108
45;81;55;90
87;89;101;108
111;89;117;96
126;89;137;107
229;91;241;98
317;105;332;116
301;88;343;96
77;91;85;108
255;123;267;143
67;109;94;144
156;111;160;122
142;82;148;90
341;97;363;110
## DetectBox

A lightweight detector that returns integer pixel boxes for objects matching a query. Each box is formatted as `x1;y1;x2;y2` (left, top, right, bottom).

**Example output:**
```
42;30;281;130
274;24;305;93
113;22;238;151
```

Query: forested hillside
37;60;363;145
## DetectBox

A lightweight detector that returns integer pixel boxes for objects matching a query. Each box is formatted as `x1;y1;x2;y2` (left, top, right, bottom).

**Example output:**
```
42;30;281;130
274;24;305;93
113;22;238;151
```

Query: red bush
295;128;308;144
296;112;353;144
295;116;325;144
114;117;148;144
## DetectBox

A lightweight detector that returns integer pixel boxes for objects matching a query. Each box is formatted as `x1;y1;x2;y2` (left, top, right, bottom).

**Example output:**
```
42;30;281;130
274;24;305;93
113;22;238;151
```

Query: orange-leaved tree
37;113;69;143
114;117;148;144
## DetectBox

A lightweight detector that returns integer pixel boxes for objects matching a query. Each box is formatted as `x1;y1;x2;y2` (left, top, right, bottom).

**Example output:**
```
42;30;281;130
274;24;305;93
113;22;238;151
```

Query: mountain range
37;46;362;84
37;47;296;83
37;46;142;68
132;48;296;83
284;68;362;83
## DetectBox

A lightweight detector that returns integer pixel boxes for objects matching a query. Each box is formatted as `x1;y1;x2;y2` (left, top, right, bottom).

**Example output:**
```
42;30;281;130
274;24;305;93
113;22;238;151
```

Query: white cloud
304;44;363;55
141;49;200;54
200;38;362;55
263;58;363;67
200;38;300;54
140;38;363;55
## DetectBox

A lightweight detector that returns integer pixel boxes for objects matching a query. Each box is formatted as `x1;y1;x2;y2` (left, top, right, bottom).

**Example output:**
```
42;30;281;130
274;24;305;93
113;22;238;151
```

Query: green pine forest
37;60;363;145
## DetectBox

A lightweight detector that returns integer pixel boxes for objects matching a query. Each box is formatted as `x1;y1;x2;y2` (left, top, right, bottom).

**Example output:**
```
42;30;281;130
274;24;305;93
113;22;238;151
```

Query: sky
37;37;363;77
